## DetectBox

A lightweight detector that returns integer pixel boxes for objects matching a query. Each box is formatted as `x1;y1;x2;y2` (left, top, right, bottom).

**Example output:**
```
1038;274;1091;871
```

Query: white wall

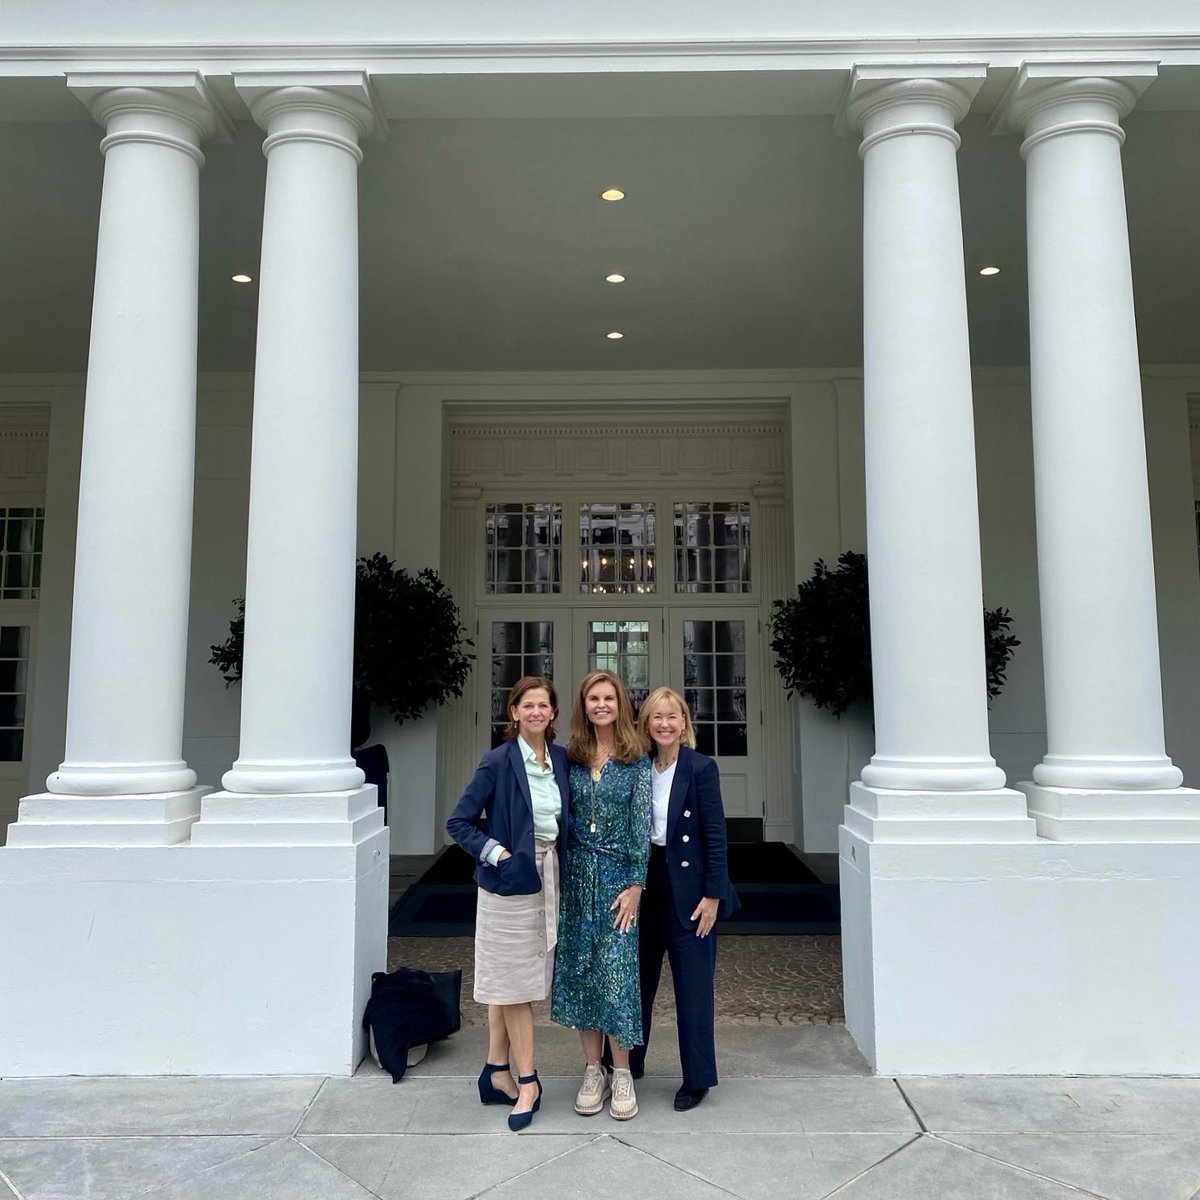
183;378;252;791
975;375;1048;789
360;381;446;857
22;382;82;810
1144;375;1200;785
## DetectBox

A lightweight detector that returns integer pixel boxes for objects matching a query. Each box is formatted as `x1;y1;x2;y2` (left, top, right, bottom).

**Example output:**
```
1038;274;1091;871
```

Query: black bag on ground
363;966;462;1083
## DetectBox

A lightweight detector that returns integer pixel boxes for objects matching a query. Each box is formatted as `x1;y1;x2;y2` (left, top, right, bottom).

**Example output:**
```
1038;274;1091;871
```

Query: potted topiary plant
768;550;1019;716
209;552;473;725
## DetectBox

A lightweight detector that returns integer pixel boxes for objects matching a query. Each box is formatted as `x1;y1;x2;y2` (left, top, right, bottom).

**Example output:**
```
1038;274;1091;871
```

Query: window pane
587;620;650;709
717;723;748;756
580;502;656;594
0;509;44;600
715;621;745;655
672;502;751;593
484;503;562;594
694;724;716;756
0;625;31;762
0;626;29;658
0;660;24;692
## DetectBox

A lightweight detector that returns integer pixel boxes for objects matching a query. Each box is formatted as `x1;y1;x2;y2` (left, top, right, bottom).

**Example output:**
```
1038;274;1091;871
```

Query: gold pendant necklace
589;751;609;833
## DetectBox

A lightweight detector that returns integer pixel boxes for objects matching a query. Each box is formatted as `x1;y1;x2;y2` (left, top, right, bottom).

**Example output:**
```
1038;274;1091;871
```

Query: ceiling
1;80;1199;374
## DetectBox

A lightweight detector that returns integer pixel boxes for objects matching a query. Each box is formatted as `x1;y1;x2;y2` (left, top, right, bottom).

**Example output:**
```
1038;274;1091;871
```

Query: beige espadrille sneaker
609;1066;639;1120
575;1061;611;1115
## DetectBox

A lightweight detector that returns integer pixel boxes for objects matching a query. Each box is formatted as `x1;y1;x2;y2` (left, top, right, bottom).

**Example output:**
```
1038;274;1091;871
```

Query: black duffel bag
363;966;462;1083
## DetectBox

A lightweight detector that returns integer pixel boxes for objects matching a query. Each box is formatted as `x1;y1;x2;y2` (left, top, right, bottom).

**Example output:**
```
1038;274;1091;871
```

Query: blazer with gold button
659;745;739;923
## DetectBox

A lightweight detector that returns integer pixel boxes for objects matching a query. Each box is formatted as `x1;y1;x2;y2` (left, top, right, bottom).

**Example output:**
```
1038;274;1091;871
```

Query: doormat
389;844;839;937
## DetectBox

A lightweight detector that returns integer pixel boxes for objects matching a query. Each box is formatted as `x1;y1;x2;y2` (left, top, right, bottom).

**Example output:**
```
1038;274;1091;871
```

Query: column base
840;826;1200;1073
191;786;383;846
844;781;1037;843
47;762;198;795
0;828;388;1075
1019;782;1200;841
222;758;365;795
5;787;208;847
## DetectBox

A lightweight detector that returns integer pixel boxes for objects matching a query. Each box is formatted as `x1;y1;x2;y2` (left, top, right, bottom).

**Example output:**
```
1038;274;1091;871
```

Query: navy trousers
629;844;719;1089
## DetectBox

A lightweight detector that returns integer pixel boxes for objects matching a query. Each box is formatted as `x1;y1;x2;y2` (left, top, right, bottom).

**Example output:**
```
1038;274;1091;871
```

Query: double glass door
479;605;760;818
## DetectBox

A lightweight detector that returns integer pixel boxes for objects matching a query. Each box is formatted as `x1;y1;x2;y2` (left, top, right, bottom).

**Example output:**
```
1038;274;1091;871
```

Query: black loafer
673;1086;709;1112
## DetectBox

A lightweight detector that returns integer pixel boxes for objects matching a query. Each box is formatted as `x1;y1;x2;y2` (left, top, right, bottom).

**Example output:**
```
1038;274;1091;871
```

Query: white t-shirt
650;758;677;846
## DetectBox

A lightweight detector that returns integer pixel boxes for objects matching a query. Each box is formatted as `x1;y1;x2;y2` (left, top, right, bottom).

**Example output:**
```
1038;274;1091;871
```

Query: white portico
1;1;1200;1078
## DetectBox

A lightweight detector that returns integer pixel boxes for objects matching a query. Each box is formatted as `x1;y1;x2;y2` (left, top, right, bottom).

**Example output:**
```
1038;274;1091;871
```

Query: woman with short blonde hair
627;685;738;1112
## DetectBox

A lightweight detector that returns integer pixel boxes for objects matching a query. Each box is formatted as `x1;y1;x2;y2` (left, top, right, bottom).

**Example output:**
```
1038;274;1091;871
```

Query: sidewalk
1;1024;1198;1199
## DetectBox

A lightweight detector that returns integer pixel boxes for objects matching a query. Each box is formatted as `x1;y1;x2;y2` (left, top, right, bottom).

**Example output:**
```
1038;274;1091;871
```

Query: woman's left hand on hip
691;897;719;938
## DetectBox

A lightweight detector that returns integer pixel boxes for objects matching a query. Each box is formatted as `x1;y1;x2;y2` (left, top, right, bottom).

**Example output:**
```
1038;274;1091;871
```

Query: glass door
574;608;664;715
668;608;762;819
477;609;566;750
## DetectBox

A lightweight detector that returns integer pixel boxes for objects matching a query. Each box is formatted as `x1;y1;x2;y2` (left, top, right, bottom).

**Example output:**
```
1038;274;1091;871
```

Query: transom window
484;503;561;594
674;501;751;593
0;507;44;600
482;497;753;596
579;502;656;595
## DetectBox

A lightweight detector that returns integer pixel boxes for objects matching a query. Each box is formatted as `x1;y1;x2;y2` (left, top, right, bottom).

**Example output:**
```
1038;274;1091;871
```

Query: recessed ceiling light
978;266;1000;276
600;188;625;202
231;273;253;283
605;273;626;284
606;331;624;340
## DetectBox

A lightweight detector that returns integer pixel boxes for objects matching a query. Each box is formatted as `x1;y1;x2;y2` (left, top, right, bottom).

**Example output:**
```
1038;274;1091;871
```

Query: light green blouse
485;736;561;864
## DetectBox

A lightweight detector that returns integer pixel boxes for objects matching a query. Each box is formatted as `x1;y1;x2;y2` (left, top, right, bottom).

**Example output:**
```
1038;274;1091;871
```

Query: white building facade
2;0;1200;1076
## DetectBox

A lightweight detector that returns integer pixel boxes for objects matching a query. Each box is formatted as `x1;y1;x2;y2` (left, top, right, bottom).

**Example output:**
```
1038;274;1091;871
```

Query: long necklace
589;747;610;833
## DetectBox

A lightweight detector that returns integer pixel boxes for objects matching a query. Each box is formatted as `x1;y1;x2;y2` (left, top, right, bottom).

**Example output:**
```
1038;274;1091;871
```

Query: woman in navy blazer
446;676;570;1131
630;686;738;1111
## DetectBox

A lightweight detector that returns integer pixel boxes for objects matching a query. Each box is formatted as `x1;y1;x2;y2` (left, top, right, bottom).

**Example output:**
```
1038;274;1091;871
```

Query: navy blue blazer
445;739;570;897
654;745;740;925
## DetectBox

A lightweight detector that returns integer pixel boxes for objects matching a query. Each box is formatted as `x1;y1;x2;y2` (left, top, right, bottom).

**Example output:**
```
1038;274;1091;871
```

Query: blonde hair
638;686;697;752
566;669;648;764
503;675;559;742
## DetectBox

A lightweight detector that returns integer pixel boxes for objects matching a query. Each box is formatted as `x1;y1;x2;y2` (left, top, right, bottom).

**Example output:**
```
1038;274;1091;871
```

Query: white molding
8;34;1200;68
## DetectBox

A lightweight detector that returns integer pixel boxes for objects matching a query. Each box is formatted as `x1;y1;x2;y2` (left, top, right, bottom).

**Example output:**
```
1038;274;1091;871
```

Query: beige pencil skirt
473;838;559;1005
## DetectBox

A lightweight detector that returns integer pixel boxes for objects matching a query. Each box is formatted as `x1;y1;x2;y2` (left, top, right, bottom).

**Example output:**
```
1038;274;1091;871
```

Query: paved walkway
2;1025;1199;1199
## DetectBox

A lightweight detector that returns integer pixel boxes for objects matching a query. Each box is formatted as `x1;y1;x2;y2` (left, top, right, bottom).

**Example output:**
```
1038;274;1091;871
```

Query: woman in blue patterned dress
551;668;652;1121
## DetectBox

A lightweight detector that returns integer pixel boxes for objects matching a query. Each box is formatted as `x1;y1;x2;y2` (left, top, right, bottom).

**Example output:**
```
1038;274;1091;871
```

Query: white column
9;74;230;847
196;72;383;842
994;62;1200;840
838;65;1033;842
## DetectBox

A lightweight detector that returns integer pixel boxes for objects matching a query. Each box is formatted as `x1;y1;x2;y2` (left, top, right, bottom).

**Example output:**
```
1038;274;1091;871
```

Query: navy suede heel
507;1072;542;1131
478;1062;517;1106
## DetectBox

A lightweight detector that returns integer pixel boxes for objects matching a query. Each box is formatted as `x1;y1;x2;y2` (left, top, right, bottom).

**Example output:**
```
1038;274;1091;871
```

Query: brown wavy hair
566;669;647;764
637;686;697;752
502;675;559;742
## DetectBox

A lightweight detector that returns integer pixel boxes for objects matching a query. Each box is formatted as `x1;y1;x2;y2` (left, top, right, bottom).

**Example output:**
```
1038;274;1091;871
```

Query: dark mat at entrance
390;844;839;937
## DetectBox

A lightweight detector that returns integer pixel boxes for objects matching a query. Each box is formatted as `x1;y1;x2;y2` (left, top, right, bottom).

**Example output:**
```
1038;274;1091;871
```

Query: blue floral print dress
551;755;653;1048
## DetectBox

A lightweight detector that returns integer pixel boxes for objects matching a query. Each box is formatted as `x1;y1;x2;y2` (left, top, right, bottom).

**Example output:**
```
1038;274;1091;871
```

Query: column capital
234;70;385;155
990;60;1158;142
835;62;987;141
68;71;234;158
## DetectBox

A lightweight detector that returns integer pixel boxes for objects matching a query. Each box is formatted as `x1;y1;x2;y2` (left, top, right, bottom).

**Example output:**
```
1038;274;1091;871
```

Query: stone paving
388;933;845;1028
3;1053;1200;1198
